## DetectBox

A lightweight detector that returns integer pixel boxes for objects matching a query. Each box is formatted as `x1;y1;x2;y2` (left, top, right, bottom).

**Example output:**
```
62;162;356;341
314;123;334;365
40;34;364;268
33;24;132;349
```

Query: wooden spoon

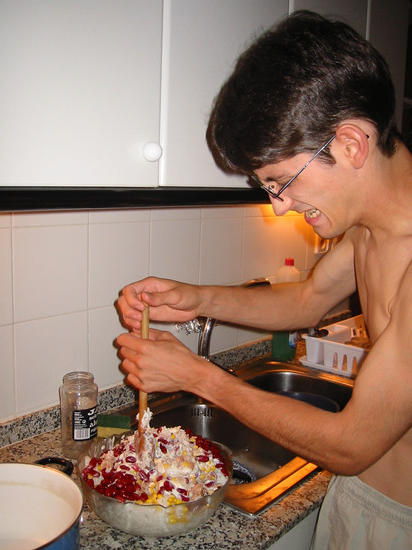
137;304;149;455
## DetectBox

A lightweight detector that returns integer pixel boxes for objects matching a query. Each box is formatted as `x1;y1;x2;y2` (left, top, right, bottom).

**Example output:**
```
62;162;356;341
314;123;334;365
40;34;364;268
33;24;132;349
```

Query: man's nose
270;195;293;216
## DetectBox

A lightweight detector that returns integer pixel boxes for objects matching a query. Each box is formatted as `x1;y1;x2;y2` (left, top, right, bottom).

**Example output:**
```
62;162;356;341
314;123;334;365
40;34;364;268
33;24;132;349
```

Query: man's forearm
197;281;327;331
189;361;377;475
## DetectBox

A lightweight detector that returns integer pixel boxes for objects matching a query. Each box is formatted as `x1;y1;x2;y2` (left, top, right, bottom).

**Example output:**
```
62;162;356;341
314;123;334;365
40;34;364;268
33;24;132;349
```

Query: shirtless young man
116;11;412;548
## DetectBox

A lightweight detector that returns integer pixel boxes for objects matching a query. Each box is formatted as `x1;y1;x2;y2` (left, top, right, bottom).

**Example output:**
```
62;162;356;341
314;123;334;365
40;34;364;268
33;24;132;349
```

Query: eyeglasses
252;135;336;202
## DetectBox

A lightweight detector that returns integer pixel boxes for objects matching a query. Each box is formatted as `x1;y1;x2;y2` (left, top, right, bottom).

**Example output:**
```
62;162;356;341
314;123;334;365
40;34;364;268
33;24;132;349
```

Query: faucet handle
241;277;271;288
177;278;270;360
175;319;203;335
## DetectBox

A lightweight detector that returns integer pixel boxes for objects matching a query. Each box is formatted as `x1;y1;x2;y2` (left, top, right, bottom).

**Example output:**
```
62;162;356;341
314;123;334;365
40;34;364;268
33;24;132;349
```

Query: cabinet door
160;0;289;188
294;0;409;128
293;0;368;36
367;0;409;128
0;0;162;187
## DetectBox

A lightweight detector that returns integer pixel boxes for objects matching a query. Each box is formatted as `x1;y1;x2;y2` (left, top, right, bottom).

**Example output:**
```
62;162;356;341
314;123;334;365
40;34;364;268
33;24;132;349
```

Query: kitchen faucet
176;278;271;362
198;278;271;360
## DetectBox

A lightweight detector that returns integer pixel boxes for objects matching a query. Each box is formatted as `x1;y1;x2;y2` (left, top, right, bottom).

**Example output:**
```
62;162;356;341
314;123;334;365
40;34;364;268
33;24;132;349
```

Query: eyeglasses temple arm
271;135;336;199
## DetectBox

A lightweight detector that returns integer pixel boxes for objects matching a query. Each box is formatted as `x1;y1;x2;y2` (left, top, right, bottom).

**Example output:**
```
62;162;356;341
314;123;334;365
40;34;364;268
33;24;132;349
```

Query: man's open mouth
305;208;321;219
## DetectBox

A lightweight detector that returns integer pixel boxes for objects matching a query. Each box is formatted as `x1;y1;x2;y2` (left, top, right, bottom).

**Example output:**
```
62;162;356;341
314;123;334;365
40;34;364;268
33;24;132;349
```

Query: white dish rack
301;315;368;378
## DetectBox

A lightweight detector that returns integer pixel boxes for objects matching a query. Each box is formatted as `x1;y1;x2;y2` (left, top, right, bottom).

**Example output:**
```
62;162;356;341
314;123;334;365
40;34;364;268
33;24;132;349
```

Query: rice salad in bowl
79;409;232;537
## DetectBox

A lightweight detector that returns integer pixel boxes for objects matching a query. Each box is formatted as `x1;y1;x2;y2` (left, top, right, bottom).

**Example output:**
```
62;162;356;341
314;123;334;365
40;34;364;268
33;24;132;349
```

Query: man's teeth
306;208;320;219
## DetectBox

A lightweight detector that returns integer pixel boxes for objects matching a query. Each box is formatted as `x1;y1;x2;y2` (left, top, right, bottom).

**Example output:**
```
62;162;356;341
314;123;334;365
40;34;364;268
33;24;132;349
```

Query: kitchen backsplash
0;204;318;423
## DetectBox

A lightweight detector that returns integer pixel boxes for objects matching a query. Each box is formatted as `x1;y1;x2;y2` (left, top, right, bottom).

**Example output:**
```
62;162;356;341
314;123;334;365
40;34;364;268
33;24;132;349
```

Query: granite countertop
0;427;331;549
0;339;344;549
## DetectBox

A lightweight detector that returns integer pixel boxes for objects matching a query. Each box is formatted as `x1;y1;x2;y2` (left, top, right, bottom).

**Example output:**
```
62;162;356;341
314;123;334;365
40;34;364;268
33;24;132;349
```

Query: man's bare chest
354;235;412;341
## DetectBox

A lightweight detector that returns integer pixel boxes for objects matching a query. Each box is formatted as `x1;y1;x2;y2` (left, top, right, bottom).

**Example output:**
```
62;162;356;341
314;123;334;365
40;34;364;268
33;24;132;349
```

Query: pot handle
36;456;74;476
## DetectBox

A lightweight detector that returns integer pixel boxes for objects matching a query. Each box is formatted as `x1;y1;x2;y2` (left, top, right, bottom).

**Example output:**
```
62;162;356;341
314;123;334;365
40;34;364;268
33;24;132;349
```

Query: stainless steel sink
243;362;353;412
151;401;295;480
147;360;354;515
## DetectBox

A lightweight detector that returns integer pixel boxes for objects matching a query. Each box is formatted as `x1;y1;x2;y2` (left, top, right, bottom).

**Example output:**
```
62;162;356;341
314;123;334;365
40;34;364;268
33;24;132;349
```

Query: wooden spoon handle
138;304;149;435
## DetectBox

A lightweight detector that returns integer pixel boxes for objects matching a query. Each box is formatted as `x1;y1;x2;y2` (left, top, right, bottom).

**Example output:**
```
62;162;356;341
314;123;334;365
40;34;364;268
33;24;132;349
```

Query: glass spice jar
59;371;98;459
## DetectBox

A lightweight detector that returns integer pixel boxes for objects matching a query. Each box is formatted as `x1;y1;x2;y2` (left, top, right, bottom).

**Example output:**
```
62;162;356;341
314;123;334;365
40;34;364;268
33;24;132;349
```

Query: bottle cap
285;258;295;266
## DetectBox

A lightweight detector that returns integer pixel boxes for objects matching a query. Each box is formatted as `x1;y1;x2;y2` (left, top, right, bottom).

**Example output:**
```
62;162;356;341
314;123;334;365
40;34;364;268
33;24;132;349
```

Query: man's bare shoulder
309;230;356;301
373;257;412;393
316;229;356;273
391;258;412;322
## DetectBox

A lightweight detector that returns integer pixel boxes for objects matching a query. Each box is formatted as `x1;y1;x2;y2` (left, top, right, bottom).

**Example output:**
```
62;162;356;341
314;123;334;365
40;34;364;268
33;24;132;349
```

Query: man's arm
198;229;357;331
117;229;357;333
187;260;412;474
118;236;411;475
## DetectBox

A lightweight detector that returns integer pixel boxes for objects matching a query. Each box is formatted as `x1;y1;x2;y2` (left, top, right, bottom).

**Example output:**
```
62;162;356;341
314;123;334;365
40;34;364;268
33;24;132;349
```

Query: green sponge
97;411;136;438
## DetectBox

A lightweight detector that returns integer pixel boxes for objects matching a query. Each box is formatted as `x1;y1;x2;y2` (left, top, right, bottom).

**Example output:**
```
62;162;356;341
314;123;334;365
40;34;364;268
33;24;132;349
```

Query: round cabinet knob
142;142;163;162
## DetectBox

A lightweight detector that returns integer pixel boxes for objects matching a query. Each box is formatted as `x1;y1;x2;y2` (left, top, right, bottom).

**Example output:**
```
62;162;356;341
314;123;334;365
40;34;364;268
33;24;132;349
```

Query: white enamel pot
0;462;83;550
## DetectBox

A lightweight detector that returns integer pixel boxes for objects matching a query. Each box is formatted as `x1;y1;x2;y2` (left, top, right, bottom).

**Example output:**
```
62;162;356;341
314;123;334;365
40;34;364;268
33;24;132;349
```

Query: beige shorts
311;475;412;550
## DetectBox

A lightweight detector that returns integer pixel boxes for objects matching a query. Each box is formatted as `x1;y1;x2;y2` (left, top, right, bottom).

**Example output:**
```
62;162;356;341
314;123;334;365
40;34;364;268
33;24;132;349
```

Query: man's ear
335;124;369;169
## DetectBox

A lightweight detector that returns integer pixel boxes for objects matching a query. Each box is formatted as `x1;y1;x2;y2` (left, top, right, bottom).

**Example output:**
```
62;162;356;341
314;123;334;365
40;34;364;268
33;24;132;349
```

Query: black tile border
0;187;269;212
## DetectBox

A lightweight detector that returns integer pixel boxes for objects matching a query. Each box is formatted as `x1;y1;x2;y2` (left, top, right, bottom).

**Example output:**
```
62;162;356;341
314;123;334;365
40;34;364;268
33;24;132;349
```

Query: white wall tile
237;326;270;347
241;214;308;281
12;211;88;227
199;218;242;285
0;228;13;326
89;209;150;224
89;306;125;390
13;225;88;322
243;203;274;218
200;205;244;219
208;324;238;355
151;207;200;221
150;219;200;283
0;203;318;423
88;221;150;308
304;224;320;271
15;312;88;414
0;213;11;228
0;325;15;420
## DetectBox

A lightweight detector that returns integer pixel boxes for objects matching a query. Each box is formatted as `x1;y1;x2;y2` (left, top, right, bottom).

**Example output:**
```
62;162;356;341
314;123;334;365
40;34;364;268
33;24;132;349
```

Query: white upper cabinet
0;0;288;189
0;0;163;187
160;0;289;188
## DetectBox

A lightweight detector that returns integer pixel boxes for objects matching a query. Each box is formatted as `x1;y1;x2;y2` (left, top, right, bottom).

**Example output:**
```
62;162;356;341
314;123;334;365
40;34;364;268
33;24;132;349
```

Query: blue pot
0;463;83;549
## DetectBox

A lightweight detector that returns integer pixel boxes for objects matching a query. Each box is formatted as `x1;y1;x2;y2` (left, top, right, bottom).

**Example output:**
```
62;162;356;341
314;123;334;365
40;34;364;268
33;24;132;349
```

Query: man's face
254;150;353;239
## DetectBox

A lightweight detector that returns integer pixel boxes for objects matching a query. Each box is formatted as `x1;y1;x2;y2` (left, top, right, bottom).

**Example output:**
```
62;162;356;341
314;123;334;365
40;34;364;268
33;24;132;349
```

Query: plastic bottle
60;371;98;459
271;258;301;361
274;257;301;283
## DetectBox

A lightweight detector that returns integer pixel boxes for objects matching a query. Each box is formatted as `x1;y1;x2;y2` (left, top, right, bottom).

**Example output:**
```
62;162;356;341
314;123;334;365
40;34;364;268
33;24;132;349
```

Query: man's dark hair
207;10;399;174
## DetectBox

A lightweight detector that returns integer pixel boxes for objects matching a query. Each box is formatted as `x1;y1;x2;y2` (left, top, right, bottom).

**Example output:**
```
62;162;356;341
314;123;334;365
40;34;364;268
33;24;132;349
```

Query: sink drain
232;460;256;484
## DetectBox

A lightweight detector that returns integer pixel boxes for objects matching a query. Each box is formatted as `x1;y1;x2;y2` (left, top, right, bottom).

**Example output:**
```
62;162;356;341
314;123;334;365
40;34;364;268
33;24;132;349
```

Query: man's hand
116;328;205;394
116;276;202;332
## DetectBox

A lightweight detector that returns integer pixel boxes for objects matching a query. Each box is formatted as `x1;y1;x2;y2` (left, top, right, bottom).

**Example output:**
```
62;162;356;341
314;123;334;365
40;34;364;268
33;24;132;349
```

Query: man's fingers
126;372;143;391
141;288;181;309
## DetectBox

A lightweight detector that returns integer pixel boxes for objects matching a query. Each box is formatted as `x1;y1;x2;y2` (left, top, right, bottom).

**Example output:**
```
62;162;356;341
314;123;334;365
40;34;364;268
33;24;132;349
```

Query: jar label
72;407;97;441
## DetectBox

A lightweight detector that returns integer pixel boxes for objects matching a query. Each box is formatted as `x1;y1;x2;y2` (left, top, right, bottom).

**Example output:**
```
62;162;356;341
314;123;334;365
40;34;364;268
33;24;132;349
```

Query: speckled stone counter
0;339;335;549
0;429;330;549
